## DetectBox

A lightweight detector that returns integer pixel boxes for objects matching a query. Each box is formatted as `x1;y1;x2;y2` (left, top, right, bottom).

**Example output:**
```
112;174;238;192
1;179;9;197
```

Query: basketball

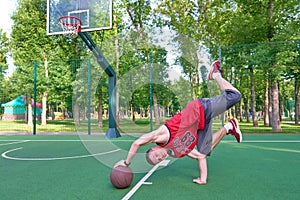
110;166;134;189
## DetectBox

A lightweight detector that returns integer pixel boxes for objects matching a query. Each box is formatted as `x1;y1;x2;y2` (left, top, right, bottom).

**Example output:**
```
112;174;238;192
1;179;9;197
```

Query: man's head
145;145;168;165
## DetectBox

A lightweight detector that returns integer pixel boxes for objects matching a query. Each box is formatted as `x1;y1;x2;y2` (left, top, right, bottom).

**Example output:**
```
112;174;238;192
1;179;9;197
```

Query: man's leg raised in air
205;61;242;118
207;60;239;92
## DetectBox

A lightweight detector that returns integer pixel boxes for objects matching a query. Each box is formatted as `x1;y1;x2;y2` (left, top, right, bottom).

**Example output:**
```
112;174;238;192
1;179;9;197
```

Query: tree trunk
153;90;160;125
74;102;80;126
278;83;283;121
51;108;55;120
162;106;165;123
131;105;135;123
131;94;135;123
42;52;48;125
245;97;250;123
238;72;243;122
27;94;32;126
264;78;270;126
268;81;272;126
190;72;196;100
271;81;281;132
239;101;243;122
41;92;47;125
250;67;258;127
267;0;274;126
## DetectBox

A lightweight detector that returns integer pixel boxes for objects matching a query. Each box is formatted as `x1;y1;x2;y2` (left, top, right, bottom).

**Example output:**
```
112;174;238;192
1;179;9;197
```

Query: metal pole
298;39;300;68
87;57;91;135
149;51;153;132
218;46;225;126
78;32;120;138
33;62;37;135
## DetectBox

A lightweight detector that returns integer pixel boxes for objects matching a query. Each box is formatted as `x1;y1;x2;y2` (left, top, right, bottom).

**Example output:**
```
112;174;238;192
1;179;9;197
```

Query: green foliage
0;29;9;108
8;0;90;114
0;29;9;67
1;0;299;129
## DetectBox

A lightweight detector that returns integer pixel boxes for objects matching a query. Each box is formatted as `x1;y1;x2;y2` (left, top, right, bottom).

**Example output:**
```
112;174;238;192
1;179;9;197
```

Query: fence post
298;39;300;67
218;46;225;126
87;57;91;135
33;62;37;135
149;51;153;132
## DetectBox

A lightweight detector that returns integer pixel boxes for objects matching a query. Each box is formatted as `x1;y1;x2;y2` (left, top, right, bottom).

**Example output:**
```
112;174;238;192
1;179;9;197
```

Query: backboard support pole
78;32;120;138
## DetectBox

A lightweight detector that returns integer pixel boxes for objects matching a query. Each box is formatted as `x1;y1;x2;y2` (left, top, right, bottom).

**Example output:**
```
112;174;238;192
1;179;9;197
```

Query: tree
11;0;53;125
157;0;215;98
117;0;170;125
10;0;89;127
201;0;298;131
0;30;9;65
0;29;9;72
0;29;9;114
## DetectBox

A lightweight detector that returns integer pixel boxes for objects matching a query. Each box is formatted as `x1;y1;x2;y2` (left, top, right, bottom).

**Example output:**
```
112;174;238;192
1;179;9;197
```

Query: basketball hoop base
106;128;121;138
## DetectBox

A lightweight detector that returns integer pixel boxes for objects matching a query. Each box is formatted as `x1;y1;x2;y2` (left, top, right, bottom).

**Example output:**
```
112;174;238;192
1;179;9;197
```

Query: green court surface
0;134;299;200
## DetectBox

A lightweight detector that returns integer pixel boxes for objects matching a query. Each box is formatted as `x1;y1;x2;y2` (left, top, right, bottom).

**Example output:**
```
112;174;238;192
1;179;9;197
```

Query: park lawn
238;120;300;134
0;118;299;134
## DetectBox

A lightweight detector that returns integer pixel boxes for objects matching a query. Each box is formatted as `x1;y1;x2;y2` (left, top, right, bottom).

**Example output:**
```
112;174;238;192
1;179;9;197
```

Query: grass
238;120;300;134
0;118;299;134
0;119;76;132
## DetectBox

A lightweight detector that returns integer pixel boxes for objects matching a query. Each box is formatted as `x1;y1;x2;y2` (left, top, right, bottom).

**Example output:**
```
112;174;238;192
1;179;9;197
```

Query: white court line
1;140;299;143
222;140;300;143
122;160;170;200
0;140;30;146
1;147;121;161
0;139;300;143
120;139;300;199
0;140;135;142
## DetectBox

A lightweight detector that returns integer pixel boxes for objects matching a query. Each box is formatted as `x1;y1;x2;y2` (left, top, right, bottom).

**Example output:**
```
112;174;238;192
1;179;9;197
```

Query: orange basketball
110;166;133;189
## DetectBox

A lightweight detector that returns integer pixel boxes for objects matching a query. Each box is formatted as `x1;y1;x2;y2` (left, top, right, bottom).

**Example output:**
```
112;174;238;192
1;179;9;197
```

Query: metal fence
1;39;299;135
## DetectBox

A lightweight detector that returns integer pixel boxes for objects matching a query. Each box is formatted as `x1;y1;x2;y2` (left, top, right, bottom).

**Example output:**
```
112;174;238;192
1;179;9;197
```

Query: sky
0;0;17;36
0;0;182;80
0;0;17;77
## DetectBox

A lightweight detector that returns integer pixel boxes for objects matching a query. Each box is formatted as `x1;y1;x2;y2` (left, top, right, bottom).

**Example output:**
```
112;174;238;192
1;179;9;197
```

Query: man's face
148;146;168;165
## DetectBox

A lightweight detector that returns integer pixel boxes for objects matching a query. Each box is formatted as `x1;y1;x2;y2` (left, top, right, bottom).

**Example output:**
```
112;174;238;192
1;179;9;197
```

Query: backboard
47;0;112;35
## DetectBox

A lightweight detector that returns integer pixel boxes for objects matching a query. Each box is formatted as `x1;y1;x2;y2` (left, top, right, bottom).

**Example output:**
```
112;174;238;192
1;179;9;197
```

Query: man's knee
225;90;241;109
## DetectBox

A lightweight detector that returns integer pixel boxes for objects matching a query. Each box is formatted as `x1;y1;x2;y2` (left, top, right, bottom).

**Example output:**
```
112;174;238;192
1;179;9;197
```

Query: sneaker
207;60;223;80
228;118;242;143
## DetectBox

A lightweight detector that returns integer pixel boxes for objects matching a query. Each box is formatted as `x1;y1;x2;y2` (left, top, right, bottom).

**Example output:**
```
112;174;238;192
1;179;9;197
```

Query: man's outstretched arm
188;149;207;184
114;125;167;167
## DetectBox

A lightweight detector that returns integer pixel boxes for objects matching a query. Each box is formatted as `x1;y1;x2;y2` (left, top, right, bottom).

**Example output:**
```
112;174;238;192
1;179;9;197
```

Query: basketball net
58;16;81;38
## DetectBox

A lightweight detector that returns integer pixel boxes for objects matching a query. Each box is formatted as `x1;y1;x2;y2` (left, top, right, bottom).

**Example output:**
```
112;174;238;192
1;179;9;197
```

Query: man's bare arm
114;125;167;167
188;149;207;184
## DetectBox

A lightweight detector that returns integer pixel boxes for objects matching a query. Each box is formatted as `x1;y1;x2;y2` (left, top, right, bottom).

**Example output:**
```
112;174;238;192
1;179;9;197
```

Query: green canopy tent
1;95;42;120
1;95;26;120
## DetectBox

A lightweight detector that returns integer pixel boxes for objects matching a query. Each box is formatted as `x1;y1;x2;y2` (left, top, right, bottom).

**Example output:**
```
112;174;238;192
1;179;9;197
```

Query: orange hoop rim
58;16;82;32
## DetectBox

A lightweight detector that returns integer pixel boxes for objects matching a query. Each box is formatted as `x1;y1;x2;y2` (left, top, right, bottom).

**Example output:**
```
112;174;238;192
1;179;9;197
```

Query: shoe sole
207;61;221;80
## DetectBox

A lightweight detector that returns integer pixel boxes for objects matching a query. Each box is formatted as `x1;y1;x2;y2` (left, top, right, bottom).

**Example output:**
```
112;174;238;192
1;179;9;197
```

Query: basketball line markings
1;147;121;161
0;139;300;143
0;140;30;146
122;160;170;200
237;143;300;154
0;139;136;142
226;140;300;143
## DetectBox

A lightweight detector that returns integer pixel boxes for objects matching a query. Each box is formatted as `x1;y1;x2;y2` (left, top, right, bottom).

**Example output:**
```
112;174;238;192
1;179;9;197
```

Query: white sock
224;122;233;133
212;72;221;79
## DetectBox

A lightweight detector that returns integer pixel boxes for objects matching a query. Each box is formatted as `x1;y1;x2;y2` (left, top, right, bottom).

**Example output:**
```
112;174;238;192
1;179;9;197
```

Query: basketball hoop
58;16;81;38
